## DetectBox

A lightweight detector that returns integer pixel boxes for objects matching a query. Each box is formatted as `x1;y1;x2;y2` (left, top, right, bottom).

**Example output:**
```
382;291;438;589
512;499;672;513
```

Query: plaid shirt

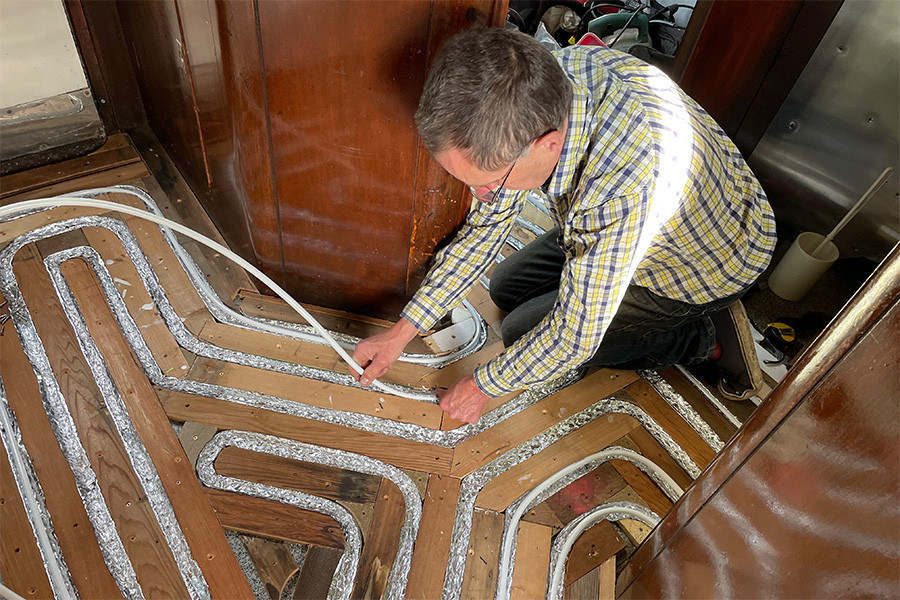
402;47;776;397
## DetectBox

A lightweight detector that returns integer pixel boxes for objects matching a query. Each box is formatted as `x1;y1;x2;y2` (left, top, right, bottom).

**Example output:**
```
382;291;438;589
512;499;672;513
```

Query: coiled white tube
0;197;438;402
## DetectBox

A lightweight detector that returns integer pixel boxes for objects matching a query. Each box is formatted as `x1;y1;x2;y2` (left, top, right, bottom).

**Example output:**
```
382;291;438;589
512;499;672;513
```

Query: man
353;28;776;424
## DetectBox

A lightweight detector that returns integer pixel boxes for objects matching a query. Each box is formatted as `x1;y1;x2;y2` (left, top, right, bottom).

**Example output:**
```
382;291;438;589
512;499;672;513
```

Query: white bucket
767;232;840;301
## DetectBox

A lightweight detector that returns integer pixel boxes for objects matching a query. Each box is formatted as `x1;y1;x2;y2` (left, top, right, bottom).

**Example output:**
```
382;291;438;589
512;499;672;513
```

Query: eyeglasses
469;159;517;205
467;128;556;204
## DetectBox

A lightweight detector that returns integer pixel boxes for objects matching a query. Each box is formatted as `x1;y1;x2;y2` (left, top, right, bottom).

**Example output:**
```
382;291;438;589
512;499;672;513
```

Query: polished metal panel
750;0;900;260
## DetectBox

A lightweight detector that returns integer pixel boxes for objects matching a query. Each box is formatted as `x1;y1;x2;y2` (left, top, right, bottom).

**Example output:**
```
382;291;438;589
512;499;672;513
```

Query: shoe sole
716;301;764;401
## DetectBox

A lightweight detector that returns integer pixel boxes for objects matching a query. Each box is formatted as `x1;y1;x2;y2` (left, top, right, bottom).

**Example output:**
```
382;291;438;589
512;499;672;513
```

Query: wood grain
158;389;453;474
611;460;674;519
626;427;694;491
541;463;629;526
240;535;299;600
63;257;254;598
406;474;462;599
475;414;641;511
510;520;553;600
1;162;149;205
623;379;717;469
0;433;54;599
460;508;504;600
14;246;191;599
564;568;600;600
79;224;194;378
657;367;737;442
196;320;434;386
205;489;344;549
599;557;616;600
451;369;637;476
564;522;625;586
215;446;382;504
188;356;443;430
0;134;138;199
177;421;218;467
236;289;432;355
351;479;407;599
0;312;122;597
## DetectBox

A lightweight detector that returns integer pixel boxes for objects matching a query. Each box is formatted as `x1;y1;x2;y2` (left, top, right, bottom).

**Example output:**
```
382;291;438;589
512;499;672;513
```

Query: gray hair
415;28;573;171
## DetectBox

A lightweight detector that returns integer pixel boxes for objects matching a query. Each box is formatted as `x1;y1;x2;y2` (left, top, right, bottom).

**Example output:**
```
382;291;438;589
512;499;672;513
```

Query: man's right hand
352;318;420;386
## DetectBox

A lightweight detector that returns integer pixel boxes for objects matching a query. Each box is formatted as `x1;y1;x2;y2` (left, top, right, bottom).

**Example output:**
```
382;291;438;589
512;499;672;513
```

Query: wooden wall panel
110;0;500;317
257;0;439;315
115;0;285;285
678;0;803;139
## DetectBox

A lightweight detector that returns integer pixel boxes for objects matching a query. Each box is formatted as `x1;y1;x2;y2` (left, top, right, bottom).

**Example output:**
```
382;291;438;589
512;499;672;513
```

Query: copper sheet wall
115;0;503;316
618;243;900;598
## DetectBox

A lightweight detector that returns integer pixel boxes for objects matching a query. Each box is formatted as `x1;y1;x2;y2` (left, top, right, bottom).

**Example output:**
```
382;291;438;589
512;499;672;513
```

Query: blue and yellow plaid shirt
402;47;776;397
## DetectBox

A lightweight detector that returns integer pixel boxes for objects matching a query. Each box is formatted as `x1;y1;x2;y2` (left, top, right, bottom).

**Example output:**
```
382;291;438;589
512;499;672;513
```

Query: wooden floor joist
0;133;759;599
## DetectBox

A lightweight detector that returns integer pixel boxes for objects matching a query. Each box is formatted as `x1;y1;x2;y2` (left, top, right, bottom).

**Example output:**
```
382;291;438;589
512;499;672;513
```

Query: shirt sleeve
474;188;651;396
401;189;525;332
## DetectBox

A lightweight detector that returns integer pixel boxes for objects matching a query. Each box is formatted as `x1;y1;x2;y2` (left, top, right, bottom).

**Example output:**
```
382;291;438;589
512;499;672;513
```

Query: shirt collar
546;81;591;198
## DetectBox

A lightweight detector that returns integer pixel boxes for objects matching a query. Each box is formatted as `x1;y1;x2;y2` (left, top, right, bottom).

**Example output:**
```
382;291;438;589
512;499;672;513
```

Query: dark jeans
489;228;744;371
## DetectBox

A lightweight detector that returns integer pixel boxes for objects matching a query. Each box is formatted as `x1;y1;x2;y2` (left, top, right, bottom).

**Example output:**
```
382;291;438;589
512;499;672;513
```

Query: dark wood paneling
180;0;285;278
407;0;503;294
110;0;500;316
258;0;435;315
65;0;147;133
116;1;207;188
618;243;900;598
679;0;803;138
733;0;843;155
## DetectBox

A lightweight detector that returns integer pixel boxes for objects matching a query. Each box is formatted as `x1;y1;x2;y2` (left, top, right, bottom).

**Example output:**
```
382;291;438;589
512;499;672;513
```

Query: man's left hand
438;375;490;424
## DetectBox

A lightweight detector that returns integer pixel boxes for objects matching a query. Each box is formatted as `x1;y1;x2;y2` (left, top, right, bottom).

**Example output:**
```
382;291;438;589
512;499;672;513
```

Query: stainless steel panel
750;0;900;260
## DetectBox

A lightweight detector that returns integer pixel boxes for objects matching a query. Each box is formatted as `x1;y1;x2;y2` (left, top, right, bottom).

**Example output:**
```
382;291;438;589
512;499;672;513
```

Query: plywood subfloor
0;134;748;599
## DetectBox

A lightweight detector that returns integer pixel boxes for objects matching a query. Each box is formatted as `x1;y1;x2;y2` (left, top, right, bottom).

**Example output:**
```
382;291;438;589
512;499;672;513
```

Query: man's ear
536;129;565;153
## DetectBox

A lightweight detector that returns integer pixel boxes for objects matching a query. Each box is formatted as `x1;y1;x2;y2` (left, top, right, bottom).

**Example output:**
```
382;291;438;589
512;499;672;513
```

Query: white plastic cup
767;232;840;301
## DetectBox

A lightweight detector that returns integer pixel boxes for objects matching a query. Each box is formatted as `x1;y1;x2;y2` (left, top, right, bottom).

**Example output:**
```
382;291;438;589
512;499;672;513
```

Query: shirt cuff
473;360;517;397
400;293;447;333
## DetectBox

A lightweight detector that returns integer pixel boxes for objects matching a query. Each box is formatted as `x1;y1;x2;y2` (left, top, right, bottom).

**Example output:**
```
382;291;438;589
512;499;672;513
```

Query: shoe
709;301;764;401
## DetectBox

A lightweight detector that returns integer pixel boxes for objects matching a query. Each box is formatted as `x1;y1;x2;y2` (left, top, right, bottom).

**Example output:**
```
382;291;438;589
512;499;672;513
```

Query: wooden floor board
64;258;254;598
14;246;191;599
510;520;553;600
206;489;344;549
0;428;55;600
236;289;433;356
197;320;435;387
623;378;717;469
159;389;453;474
79;224;193;378
0;316;123;598
460;509;504;600
406;474;462;600
187;356;444;430
215;446;382;504
351;479;406;599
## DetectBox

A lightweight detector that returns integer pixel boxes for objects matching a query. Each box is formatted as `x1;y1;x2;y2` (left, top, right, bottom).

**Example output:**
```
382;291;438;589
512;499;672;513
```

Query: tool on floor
761;321;795;365
767;166;894;301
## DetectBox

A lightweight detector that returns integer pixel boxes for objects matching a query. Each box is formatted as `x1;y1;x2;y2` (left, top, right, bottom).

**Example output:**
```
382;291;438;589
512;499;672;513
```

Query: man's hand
439;375;490;424
352;318;419;386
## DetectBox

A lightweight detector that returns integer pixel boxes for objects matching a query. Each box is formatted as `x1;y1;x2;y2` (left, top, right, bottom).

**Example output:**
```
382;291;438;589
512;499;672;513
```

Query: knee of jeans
500;316;526;347
488;263;516;311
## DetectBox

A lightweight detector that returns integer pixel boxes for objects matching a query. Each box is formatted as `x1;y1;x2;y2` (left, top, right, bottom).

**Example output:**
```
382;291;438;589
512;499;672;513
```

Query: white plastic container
767;232;840;301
